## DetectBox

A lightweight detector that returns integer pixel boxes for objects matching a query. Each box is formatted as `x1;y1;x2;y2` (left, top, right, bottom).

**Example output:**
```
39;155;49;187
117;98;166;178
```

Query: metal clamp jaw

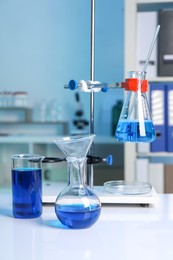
43;155;113;166
64;79;121;93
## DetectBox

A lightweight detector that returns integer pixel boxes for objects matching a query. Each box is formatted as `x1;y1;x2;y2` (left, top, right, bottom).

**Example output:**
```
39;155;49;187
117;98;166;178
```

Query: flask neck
67;157;87;187
121;71;148;92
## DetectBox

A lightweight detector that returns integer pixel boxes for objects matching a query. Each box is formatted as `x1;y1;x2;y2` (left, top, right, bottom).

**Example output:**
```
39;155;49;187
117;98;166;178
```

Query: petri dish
104;180;152;195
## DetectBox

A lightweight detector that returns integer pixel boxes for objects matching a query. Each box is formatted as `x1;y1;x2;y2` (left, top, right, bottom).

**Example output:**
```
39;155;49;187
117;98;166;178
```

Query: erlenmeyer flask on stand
115;71;156;142
54;134;101;229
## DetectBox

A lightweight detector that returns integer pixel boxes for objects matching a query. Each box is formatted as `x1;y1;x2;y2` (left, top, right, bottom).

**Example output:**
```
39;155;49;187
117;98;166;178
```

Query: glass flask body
112;100;123;136
115;71;156;143
54;135;101;229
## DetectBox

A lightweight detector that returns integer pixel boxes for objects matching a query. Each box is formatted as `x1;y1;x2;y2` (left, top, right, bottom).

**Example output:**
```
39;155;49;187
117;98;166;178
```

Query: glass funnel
54;134;101;229
115;71;156;142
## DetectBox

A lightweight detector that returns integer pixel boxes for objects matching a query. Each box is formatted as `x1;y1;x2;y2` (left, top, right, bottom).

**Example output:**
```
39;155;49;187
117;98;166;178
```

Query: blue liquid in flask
12;168;42;218
55;204;101;229
115;119;156;142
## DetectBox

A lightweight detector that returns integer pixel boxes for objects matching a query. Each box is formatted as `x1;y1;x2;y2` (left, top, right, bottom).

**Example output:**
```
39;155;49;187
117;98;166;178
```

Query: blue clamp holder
87;155;113;166
43;155;113;166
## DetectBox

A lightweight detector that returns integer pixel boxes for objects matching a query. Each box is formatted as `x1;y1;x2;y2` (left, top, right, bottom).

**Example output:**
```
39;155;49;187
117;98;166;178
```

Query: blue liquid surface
115;120;156;142
55;204;101;229
12;168;42;218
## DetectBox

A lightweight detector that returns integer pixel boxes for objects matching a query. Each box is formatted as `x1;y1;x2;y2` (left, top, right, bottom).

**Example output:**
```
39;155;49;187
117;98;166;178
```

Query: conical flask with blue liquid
115;71;156;143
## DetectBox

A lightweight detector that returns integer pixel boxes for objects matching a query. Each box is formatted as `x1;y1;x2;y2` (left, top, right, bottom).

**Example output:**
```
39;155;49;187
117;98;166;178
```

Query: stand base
42;182;159;206
94;186;158;206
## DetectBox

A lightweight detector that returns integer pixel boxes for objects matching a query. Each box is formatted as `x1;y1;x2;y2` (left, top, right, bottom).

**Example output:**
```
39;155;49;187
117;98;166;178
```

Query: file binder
150;83;167;152
166;84;173;152
164;165;173;193
158;10;173;76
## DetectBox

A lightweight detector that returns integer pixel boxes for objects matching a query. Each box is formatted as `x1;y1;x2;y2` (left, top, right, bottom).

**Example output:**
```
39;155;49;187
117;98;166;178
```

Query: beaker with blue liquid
115;71;156;143
11;154;44;218
54;134;101;229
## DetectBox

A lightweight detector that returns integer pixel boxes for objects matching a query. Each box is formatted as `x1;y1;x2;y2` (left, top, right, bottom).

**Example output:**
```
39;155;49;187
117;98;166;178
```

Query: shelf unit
0;107;69;136
124;0;173;182
0;121;69;136
0;107;32;122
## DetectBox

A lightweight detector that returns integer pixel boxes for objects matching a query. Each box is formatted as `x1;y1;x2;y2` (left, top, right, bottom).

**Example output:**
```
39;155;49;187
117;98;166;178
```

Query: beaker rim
11;154;45;160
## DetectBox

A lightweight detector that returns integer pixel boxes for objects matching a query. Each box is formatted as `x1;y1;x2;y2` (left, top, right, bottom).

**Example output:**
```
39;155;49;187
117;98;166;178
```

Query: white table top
1;189;173;260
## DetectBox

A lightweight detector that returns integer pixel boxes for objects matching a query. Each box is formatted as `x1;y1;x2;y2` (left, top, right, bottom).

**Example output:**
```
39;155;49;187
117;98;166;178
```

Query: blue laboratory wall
0;0;124;136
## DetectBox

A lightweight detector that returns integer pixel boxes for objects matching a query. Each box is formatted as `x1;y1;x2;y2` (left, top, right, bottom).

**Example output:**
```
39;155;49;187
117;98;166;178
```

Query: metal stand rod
88;0;95;188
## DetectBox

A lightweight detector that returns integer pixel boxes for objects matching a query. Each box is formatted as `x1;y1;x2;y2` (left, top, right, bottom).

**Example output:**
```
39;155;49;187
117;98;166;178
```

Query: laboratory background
2;1;173;259
0;0;173;194
0;0;124;186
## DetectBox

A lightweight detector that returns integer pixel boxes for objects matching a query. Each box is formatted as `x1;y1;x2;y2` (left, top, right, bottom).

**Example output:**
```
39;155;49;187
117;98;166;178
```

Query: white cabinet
124;0;173;183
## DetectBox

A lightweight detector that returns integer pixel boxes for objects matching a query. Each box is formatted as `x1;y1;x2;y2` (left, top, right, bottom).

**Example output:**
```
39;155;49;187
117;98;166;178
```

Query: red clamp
121;78;148;92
